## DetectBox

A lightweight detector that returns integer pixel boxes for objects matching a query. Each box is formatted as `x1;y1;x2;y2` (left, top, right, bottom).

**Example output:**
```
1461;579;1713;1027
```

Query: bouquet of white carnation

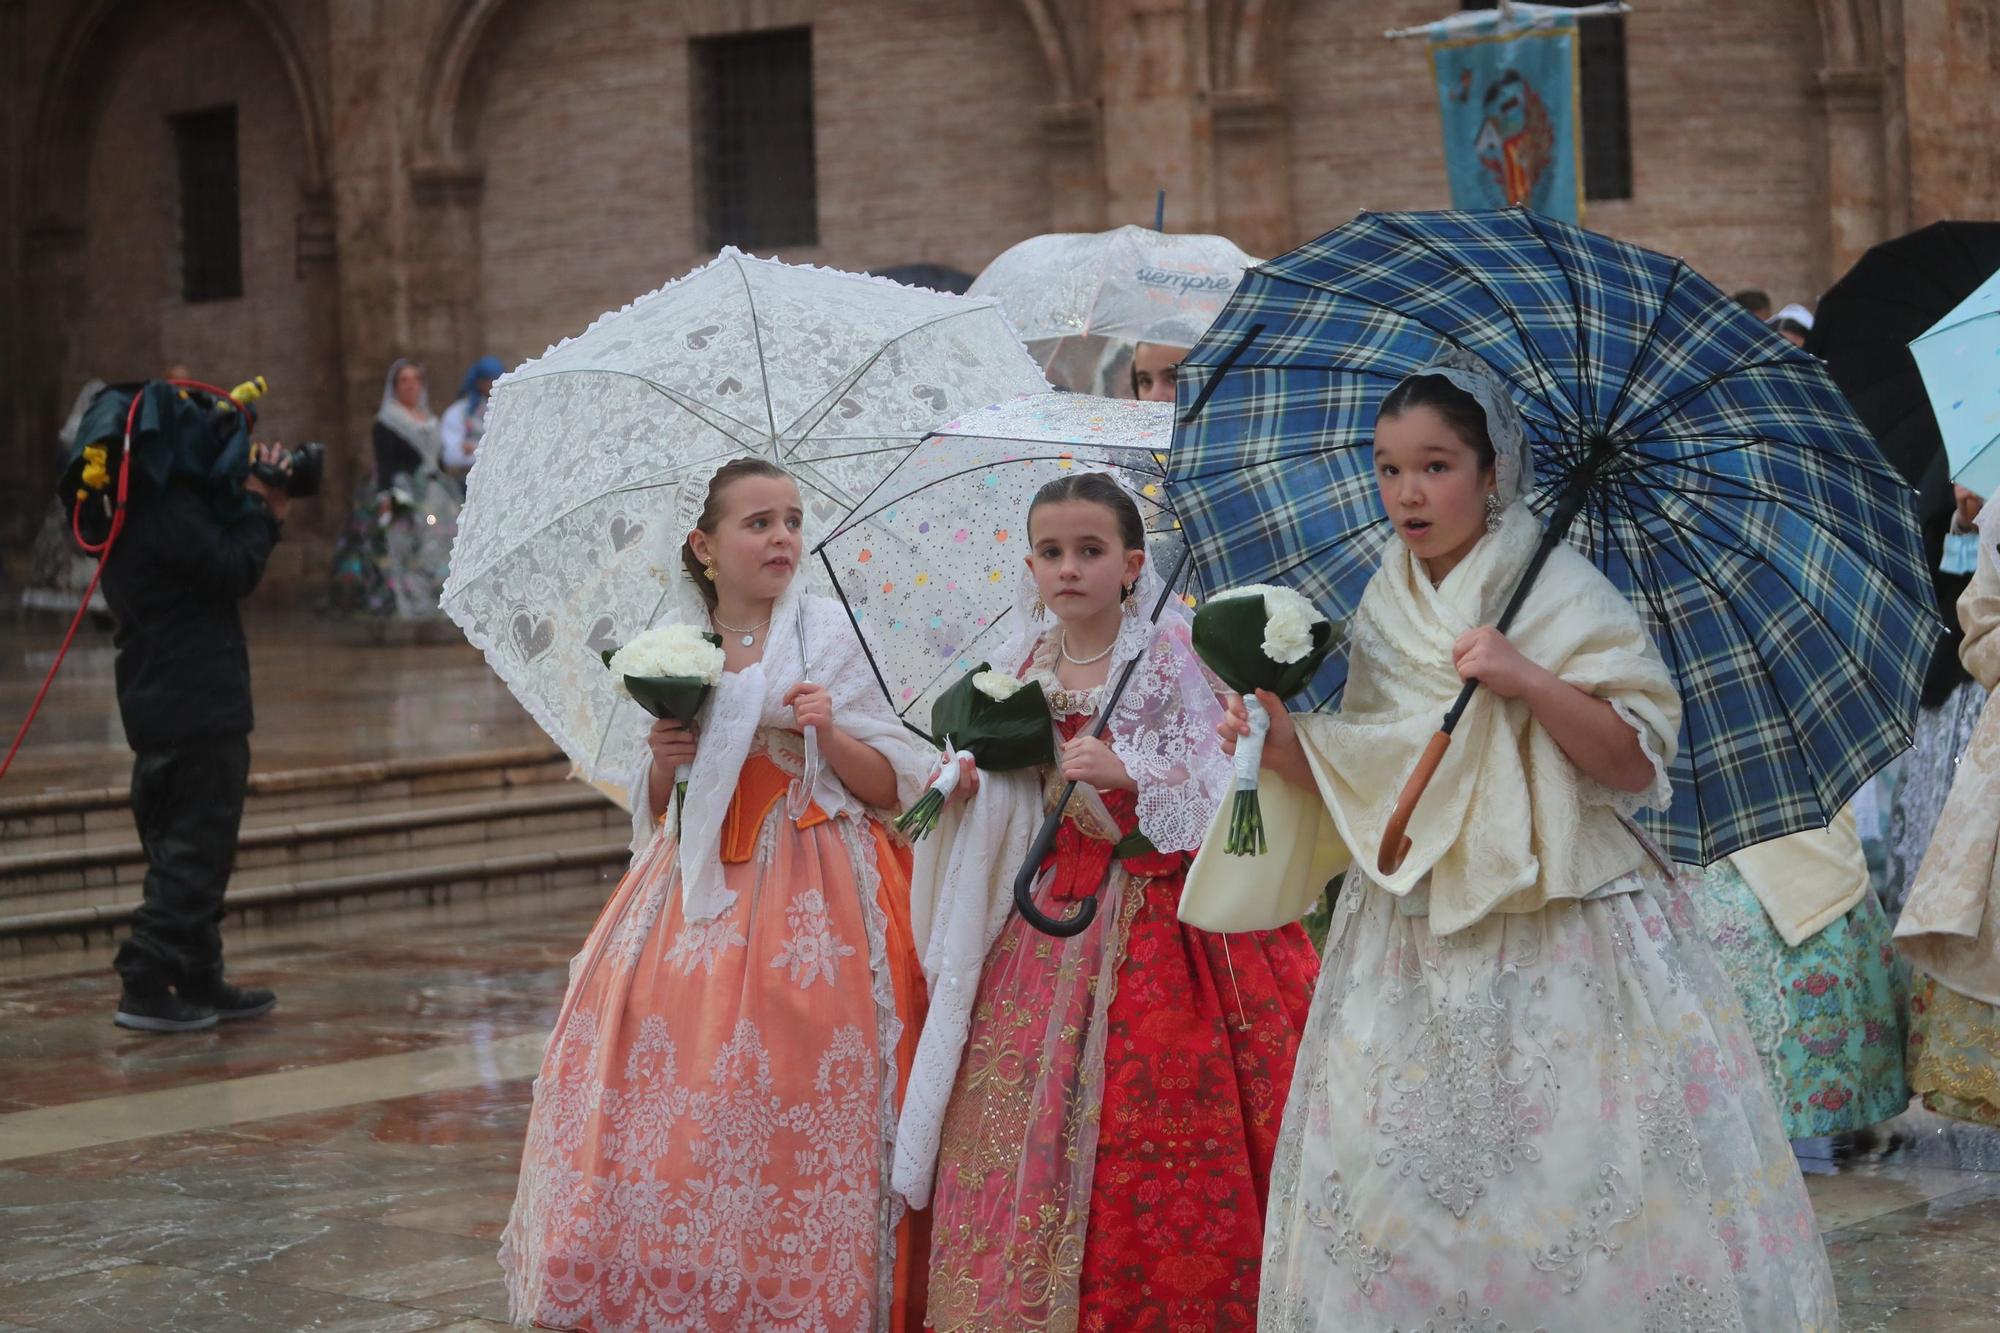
1191;585;1343;855
602;625;727;833
895;664;1056;840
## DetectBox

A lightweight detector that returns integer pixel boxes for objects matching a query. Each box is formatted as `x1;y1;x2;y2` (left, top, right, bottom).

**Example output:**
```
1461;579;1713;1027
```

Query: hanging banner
1428;8;1584;223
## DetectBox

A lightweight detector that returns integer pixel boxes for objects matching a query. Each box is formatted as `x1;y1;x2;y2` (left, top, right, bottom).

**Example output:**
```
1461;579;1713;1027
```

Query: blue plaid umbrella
1170;208;1935;866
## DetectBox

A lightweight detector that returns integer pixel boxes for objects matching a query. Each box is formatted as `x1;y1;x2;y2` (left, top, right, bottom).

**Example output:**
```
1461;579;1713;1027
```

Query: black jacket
99;477;281;751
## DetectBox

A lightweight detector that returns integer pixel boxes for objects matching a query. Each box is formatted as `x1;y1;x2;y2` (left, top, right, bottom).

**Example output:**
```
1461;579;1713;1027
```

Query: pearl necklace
1059;630;1117;666
711;611;773;648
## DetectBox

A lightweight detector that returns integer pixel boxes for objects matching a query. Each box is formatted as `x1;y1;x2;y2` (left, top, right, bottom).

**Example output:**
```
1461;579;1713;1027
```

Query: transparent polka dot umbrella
813;393;1187;732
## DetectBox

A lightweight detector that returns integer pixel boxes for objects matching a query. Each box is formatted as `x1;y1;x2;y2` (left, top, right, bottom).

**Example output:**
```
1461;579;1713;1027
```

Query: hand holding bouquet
602;625;727;832
1191;585;1342;855
896;666;1057;840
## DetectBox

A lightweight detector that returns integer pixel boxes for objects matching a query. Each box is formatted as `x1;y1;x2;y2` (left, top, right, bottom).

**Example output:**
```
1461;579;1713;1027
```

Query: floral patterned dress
499;734;929;1332
1678;858;1909;1137
1260;865;1839;1331
926;659;1320;1333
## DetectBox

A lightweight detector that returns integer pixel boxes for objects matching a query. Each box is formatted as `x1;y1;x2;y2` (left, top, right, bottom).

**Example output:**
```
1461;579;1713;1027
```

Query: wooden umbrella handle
1376;731;1453;877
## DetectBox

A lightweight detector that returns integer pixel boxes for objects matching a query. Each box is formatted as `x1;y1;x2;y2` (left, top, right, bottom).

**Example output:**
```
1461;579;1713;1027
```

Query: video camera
58;377;324;547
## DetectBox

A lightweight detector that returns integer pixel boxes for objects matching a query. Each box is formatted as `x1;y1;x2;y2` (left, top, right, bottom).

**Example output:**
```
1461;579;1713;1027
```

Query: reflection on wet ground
1;611;542;793
0;896;1992;1330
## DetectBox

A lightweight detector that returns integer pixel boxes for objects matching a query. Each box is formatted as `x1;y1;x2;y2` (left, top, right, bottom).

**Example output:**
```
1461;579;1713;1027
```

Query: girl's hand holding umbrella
1057;734;1134;793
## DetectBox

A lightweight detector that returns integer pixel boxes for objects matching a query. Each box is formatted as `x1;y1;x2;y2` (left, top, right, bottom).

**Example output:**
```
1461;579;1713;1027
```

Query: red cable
1;379;251;785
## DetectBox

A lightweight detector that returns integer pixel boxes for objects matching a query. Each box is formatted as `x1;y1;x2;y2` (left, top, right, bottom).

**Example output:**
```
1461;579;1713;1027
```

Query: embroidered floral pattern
772;888;856;988
1526;1165;1638;1293
1367;984;1558;1220
665;913;749;976
1259;876;1839;1331
1303;1169;1393;1295
499;766;918;1333
1640;1273;1749;1333
1679;858;1909;1137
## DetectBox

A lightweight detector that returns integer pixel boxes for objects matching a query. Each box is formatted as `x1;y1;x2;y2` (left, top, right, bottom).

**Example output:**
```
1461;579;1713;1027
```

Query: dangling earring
703;557;718;582
1483;492;1503;533
1122;583;1137;613
1031;594;1046;618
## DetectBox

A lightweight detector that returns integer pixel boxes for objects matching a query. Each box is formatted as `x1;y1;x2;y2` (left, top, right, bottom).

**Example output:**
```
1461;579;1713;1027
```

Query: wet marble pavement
3;905;2000;1331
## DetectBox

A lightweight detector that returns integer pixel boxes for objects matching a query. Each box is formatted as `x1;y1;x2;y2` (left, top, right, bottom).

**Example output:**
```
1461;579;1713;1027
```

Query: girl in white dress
1180;352;1839;1332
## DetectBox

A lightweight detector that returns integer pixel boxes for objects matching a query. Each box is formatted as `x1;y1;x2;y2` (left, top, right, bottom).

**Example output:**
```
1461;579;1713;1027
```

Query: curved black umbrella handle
1010;544;1192;938
1012;779;1098;937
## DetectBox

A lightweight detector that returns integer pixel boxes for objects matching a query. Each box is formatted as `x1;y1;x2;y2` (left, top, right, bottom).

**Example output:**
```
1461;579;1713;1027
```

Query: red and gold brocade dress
925;649;1319;1333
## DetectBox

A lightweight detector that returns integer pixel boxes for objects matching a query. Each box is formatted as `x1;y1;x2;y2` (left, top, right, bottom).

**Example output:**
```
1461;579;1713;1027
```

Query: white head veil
376;358;443;469
1397;347;1537;512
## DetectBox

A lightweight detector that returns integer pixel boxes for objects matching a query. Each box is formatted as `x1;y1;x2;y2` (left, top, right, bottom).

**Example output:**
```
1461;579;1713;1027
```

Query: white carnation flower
972;669;1025;702
1209;583;1326;665
608;624;727;683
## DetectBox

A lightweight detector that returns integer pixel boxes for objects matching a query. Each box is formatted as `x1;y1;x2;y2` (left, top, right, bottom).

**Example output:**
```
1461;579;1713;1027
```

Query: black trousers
112;733;251;987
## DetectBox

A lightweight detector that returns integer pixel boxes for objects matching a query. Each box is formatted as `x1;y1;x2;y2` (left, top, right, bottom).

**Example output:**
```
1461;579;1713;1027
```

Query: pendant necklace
712;612;773;648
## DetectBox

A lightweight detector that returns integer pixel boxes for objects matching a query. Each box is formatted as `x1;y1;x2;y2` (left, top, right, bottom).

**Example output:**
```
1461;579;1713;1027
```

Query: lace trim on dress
838;815;909;1322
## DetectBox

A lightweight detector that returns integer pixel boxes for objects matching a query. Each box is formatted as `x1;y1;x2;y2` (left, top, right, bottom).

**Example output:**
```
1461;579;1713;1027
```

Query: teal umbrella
1912;264;2000;499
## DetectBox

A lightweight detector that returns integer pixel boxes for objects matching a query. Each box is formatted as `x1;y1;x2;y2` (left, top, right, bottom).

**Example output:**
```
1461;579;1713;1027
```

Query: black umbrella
1808;221;2000;705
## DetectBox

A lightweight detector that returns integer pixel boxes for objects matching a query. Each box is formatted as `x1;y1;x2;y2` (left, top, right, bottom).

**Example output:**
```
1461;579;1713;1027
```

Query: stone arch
419;0;1078;172
29;0;330;222
415;0;506;169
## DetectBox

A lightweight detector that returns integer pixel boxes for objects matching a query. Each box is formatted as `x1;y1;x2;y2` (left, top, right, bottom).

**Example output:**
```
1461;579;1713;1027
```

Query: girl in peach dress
500;460;935;1332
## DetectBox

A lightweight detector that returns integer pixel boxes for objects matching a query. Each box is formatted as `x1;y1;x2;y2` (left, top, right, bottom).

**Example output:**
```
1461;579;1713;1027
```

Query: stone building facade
1;0;1991;598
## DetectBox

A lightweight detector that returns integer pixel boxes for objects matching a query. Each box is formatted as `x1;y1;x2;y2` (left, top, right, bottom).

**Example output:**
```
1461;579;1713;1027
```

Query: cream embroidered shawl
1180;499;1682;938
1894;503;2000;1002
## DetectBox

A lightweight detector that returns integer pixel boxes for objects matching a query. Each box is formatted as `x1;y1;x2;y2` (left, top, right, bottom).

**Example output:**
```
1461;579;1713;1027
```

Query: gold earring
1122;584;1137;612
703;558;717;582
1031;595;1046;617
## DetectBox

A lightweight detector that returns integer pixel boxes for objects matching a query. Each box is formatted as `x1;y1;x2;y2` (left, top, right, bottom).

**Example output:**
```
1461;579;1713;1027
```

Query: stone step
0;745;571;844
0;787;627;912
0;840;631;978
0;816;632;921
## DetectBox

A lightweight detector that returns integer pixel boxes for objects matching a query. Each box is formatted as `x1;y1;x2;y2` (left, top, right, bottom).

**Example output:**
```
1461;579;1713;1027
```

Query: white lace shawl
627;591;933;923
893;561;1229;1208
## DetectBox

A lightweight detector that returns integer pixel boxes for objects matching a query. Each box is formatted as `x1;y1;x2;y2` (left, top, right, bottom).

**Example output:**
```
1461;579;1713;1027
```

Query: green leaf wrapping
929;664;1059;772
603;632;724;727
1191;596;1344;699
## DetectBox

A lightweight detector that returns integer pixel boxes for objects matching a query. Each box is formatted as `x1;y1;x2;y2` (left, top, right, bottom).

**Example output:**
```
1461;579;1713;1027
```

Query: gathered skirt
1259;871;1838;1332
499;761;926;1332
1679;858;1909;1137
927;863;1319;1332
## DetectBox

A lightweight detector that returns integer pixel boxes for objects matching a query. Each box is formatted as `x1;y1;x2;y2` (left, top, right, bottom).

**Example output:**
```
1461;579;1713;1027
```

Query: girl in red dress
894;472;1319;1332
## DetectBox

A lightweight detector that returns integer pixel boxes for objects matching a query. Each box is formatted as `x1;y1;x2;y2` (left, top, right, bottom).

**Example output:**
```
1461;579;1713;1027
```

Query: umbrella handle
1376;731;1453;877
1012;780;1098;937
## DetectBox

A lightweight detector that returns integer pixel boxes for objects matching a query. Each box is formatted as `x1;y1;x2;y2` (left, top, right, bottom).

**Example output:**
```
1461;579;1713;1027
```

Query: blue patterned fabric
1170;208;1936;864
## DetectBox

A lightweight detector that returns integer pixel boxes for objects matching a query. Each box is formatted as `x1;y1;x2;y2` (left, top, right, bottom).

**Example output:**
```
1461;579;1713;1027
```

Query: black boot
115;981;219;1033
178;974;277;1021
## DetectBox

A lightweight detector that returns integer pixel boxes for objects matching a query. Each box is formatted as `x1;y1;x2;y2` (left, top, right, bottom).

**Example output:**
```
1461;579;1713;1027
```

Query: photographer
102;441;294;1033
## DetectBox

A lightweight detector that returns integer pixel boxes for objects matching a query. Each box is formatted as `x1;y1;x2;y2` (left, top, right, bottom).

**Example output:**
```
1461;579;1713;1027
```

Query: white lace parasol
968;225;1258;392
442;249;1050;783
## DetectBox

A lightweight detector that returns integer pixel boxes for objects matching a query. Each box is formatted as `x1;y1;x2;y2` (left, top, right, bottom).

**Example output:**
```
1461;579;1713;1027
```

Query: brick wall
7;0;1995;605
37;0;337;591
1282;0;1832;305
473;0;1053;368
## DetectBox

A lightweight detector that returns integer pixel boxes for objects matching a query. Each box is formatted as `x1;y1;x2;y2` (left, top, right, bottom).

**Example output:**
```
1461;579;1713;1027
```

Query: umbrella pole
1015;545;1193;937
1376;438;1616;876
